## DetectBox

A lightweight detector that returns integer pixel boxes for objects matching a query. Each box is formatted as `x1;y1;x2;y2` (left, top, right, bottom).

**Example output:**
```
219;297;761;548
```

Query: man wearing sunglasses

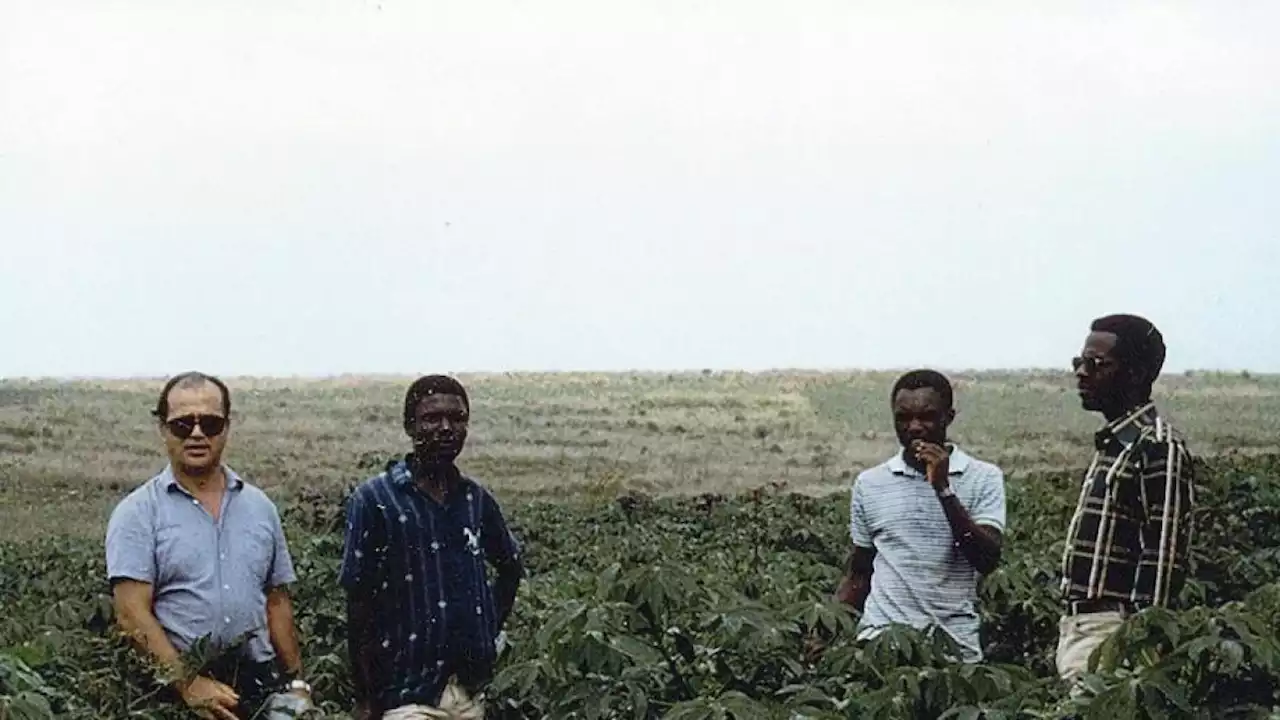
341;374;524;720
1056;315;1196;684
105;372;315;720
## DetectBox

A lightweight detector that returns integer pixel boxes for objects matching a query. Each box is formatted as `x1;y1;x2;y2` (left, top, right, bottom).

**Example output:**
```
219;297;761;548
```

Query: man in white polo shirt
834;369;1007;662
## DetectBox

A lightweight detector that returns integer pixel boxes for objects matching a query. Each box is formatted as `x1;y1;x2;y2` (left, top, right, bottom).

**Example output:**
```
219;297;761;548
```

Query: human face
159;381;229;476
1073;331;1124;413
892;387;953;449
408;393;469;464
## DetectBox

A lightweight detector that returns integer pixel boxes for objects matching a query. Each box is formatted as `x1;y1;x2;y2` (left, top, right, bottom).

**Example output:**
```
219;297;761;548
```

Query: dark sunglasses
1071;355;1114;374
165;414;228;439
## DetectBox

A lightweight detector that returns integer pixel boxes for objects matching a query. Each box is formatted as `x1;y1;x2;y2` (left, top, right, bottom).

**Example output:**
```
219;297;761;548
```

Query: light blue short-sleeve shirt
849;445;1006;662
105;465;296;662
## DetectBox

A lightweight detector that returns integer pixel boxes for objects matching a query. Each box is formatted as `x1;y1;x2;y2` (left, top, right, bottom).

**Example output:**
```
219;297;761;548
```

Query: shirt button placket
216;524;225;643
215;493;232;644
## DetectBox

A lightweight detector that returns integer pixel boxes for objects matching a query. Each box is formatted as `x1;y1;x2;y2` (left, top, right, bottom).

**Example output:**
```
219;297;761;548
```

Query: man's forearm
834;547;875;612
937;494;1002;574
1139;510;1192;607
1140;451;1194;607
346;597;376;702
494;562;523;630
835;572;872;612
266;590;303;677
118;608;188;685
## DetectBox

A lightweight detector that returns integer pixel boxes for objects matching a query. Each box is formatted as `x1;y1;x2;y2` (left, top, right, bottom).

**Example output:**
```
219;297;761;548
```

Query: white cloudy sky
1;0;1276;377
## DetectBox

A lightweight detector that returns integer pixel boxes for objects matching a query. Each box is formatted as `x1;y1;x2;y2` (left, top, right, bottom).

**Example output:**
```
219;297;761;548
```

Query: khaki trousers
1055;611;1126;682
382;677;485;720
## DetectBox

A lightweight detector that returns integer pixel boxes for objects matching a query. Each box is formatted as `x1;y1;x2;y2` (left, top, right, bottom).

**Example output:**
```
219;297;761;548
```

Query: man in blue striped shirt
341;375;524;719
833;370;1007;662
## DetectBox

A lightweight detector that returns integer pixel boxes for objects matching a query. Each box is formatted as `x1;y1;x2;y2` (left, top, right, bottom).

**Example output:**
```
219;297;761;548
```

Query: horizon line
0;366;1270;383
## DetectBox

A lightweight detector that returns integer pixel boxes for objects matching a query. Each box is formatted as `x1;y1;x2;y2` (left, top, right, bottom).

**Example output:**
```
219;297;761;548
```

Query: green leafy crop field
2;371;1279;718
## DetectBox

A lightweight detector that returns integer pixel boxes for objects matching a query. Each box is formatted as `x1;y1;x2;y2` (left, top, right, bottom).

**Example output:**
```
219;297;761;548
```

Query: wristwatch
937;485;956;499
287;678;312;694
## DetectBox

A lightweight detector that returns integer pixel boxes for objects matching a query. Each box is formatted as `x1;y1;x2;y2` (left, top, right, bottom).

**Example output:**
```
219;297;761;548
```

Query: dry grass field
1;369;1276;541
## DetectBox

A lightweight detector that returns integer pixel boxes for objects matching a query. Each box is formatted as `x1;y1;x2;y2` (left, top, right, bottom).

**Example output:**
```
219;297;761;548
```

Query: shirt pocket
155;523;211;585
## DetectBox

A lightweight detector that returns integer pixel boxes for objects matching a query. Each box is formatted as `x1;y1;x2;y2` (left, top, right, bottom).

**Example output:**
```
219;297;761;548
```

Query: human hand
353;700;376;720
911;440;950;491
180;675;239;720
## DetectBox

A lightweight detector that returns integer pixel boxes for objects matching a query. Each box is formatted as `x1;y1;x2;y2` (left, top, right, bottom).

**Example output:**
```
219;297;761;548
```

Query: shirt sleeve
850;477;873;549
481;492;522;568
266;503;298;589
338;487;380;591
969;464;1007;533
1134;437;1195;607
105;492;157;585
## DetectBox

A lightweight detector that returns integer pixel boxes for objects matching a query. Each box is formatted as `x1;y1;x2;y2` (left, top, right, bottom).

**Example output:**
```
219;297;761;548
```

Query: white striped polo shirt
849;445;1006;662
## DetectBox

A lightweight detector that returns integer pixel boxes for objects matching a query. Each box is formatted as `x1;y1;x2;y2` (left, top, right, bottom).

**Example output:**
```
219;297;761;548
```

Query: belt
1066;599;1134;616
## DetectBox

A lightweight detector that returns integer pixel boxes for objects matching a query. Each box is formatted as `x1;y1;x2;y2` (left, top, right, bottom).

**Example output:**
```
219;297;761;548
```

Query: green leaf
718;690;770;719
1141;667;1192;712
0;692;54;720
611;634;664;666
536;601;586;650
663;698;722;720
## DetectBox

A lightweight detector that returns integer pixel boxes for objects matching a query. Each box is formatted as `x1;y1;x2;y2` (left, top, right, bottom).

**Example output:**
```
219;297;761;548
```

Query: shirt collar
159;463;245;493
887;444;971;477
1095;401;1158;450
389;456;468;492
388;458;414;488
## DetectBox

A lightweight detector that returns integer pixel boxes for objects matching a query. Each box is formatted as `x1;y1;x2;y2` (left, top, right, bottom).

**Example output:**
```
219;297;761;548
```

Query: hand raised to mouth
911;439;951;491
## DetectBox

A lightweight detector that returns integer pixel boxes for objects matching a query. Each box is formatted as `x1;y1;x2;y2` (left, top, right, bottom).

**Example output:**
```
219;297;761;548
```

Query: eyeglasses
164;414;228;439
1071;355;1114;374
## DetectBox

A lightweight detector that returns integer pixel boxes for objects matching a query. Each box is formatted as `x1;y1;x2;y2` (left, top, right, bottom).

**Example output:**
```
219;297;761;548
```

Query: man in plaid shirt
1056;314;1196;683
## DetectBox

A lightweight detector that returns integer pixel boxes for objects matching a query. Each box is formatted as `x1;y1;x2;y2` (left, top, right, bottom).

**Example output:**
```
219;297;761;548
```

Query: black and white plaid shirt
1060;402;1196;608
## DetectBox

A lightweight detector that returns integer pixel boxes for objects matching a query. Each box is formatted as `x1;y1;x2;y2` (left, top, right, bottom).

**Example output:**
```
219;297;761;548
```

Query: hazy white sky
2;1;1277;377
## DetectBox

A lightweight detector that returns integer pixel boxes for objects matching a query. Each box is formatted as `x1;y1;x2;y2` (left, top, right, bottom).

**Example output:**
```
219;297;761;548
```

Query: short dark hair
1091;313;1166;396
890;369;954;411
403;374;470;430
152;371;231;419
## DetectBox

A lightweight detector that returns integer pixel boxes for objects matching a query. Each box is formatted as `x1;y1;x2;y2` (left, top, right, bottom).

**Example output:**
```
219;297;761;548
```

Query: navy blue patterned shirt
338;458;522;709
